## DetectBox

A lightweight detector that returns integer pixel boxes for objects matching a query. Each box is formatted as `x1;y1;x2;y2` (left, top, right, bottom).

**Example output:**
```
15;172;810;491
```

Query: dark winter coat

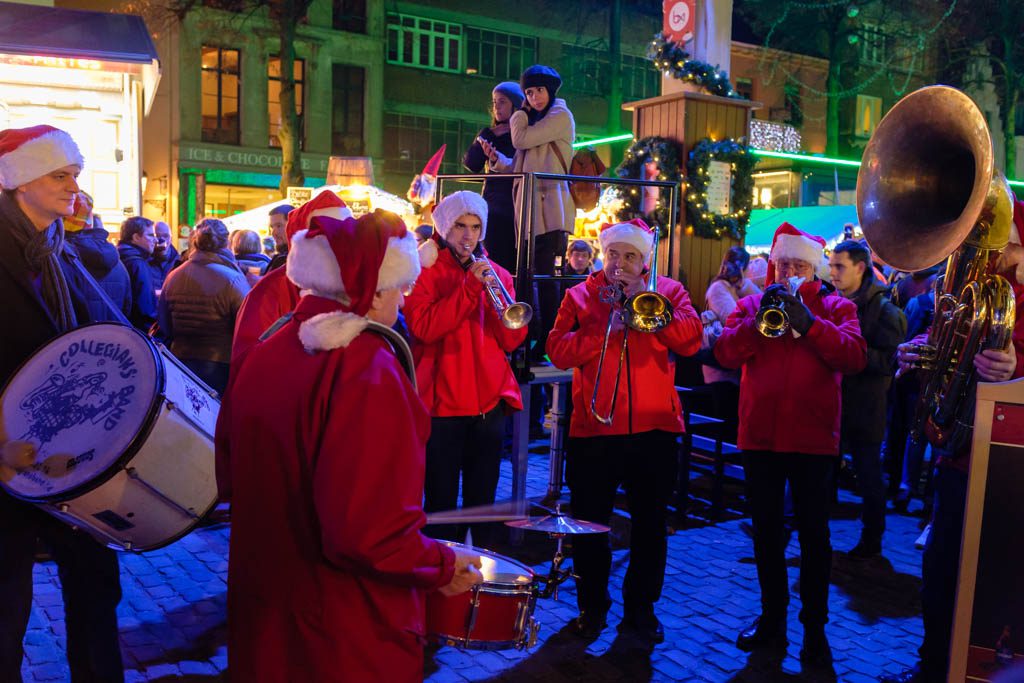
117;242;159;331
235;251;271;276
148;245;179;291
464;127;518;271
840;279;907;443
67;227;132;317
158;249;250;364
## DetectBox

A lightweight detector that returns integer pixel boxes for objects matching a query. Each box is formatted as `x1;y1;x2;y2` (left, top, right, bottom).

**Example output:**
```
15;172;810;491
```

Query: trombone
590;235;674;425
467;252;533;329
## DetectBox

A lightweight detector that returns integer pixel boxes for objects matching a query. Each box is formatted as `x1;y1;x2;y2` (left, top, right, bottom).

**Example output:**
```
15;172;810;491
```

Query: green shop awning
745;205;858;253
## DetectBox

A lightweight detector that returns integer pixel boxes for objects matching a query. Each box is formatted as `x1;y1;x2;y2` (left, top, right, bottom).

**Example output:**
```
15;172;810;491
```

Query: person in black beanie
463;81;524;273
0;124;126;682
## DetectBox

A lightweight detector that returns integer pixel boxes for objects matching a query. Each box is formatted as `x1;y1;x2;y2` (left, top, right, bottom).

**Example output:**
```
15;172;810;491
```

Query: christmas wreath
648;34;739;99
685;137;757;240
614;136;683;232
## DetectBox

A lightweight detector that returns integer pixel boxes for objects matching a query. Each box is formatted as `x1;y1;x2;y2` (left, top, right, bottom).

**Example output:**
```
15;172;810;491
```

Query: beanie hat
64;191;94;232
493;81;525;110
285;190;353;242
746;255;769;287
598;218;655;261
286;210;421;352
520;64;562;96
766;222;826;284
419;191;489;268
0;125;84;189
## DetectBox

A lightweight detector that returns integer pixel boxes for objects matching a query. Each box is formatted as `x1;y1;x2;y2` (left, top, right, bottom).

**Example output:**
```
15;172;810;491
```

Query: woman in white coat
480;65;575;350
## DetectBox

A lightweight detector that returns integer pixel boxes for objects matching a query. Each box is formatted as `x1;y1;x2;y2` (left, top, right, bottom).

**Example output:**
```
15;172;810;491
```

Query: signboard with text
663;0;696;44
286;187;313;207
706;160;732;215
178;143;331;175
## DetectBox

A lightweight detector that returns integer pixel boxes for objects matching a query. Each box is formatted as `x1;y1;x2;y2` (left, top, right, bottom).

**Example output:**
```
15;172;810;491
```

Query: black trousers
842;437;886;545
567;431;678;615
533;230;568;359
743;451;835;627
423;403;506;544
0;493;123;683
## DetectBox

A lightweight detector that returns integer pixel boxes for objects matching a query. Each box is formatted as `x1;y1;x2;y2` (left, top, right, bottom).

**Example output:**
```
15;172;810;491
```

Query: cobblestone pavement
21;447;929;682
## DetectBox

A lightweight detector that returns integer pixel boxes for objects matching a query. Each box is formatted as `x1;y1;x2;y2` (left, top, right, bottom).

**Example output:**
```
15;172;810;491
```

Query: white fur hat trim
433;191;488;241
377;232;422;291
298;311;368;352
598;222;654;258
419;238;439;269
287;229;422;298
771;232;824;266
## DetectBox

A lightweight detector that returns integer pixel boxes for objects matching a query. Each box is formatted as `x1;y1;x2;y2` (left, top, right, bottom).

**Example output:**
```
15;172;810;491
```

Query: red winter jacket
714;280;867;455
547;270;702;438
231;266;300;361
215;295;455;682
404;248;527;416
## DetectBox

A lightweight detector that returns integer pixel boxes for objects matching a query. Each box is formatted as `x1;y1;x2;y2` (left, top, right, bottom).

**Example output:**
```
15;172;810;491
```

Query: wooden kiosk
622;89;758;306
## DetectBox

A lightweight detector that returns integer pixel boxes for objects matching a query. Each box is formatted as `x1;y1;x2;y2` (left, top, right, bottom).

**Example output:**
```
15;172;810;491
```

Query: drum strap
365;321;417;392
69;257;132;326
258;313;293;342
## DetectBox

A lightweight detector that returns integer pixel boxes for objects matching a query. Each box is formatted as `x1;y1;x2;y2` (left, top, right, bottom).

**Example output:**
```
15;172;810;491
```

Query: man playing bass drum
547;218;702;643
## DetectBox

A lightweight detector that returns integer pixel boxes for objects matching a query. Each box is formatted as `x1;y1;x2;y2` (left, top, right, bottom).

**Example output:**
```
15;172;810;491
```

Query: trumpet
755;278;803;338
467;252;533;329
591;235;673;425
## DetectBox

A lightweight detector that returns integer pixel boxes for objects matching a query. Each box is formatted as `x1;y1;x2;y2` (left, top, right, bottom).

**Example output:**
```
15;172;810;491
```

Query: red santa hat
766;222;826;284
285;190;354;243
419;191;489;268
407;144;447;206
598;218;655;260
0;125;84;189
286;210;420;352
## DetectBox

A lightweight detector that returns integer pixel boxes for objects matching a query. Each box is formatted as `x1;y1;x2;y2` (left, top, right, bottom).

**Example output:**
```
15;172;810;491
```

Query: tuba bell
856;85;1017;450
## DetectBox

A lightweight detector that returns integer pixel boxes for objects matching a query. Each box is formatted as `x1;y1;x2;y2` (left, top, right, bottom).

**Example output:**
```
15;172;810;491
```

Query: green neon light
1009;179;1024;189
573;133;634;149
752;149;864;167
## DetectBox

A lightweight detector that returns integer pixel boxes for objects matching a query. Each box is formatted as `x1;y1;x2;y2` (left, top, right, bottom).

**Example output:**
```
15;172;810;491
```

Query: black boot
569;609;608;640
736;616;788;651
800;627;832;664
618;605;665;644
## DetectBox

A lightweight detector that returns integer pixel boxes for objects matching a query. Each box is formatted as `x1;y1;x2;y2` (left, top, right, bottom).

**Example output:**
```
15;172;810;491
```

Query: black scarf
0;192;77;332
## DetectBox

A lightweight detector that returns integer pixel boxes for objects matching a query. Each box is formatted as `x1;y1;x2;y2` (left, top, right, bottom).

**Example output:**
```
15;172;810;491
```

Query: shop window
333;0;366;33
386;14;461;73
464;28;536;80
268;56;305;149
383;112;480;176
201;46;240;145
332;65;365;156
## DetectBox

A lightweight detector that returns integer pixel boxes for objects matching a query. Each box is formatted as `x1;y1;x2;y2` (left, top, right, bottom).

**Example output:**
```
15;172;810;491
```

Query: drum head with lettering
0;323;160;500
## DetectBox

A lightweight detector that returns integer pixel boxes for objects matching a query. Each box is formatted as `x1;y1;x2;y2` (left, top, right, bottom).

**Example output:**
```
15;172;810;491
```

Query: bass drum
0;323;219;551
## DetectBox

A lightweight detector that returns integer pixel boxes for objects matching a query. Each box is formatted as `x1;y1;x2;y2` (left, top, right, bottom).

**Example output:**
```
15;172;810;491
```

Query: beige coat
492;99;575;236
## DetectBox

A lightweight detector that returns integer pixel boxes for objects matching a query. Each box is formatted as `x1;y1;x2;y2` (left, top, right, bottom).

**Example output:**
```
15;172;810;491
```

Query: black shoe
736;616;788;651
618;608;665;644
800;628;832;664
570;610;607;640
847;539;883;559
880;664;938;683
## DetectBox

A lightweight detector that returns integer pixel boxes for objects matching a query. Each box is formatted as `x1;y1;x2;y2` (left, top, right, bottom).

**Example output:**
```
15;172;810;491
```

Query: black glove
762;283;788;300
777;293;815;335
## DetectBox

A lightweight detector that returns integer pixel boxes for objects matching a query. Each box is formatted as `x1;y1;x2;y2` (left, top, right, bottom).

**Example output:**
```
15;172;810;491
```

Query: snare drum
426;542;539;650
0;323;219;551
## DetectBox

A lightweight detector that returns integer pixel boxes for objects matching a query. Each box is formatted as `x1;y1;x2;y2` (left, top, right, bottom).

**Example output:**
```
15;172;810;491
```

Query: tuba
856;85;1017;450
590;234;674;425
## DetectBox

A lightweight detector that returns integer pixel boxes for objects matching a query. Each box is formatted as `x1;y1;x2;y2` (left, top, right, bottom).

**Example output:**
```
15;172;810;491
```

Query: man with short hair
117;215;158;330
266;203;294;272
0;124;125;682
829;240;906;558
148;220;178;290
715;222;867;668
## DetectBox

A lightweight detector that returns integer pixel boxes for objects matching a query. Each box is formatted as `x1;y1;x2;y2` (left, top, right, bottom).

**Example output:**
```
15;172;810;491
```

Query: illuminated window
464;28;536;80
201;46;240;145
855;94;882;139
268;56;305;149
386;14;461;73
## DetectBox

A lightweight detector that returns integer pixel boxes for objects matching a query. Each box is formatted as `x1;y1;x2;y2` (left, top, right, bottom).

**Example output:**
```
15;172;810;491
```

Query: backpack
549;144;607;212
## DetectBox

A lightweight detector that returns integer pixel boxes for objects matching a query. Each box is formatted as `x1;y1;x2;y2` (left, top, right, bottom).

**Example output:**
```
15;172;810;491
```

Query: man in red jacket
230;190;353;362
714;222;867;668
883;201;1024;683
404;191;527;544
215;210;482;682
547;218;702;643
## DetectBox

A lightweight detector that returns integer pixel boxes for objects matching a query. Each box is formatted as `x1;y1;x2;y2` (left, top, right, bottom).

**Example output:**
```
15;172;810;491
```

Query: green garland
613;136;683;232
685;137;757;240
648;34;739;99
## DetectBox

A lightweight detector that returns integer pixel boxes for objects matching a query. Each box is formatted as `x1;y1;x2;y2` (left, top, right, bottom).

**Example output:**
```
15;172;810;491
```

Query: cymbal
505;513;610;535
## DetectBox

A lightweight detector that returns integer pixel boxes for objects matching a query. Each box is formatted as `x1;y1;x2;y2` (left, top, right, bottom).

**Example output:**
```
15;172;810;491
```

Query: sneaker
847;539;882;560
915;523;932;550
618;607;665;644
736;616;788;651
570;610;607;640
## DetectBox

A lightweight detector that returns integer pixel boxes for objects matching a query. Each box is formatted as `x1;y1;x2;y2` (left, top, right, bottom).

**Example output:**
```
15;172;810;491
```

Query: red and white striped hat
0;125;84;189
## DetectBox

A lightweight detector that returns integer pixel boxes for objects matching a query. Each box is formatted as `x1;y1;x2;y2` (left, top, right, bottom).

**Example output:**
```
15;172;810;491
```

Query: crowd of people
1;60;1023;683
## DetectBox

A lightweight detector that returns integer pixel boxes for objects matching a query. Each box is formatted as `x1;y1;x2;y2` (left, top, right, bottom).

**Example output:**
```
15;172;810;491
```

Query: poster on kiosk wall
950;377;1024;681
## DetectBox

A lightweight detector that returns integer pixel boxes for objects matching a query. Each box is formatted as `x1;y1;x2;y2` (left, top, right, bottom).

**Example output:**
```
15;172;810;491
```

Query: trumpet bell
756;307;789;337
502;302;533;330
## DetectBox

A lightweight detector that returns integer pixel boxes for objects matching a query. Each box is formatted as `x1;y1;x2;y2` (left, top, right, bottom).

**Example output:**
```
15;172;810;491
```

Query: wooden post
623;90;759;307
